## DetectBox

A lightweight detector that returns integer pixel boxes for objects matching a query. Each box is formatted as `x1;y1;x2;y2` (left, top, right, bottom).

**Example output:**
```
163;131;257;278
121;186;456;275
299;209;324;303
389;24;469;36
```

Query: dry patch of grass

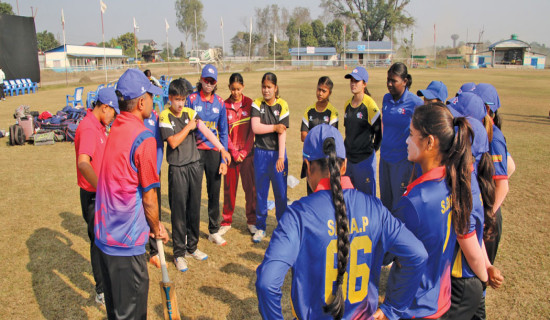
0;67;548;319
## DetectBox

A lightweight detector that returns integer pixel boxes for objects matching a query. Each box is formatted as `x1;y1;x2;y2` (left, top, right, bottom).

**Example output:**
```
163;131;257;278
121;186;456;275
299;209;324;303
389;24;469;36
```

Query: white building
289;47;338;66
44;45;125;72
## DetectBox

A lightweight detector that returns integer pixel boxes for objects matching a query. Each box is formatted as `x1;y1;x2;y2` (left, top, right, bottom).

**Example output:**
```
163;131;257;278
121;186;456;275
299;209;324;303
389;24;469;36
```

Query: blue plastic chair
67;87;84;107
15;79;31;94
86;84;105;108
3;81;14;96
153;94;164;111
24;79;37;93
9;80;22;95
107;81;117;88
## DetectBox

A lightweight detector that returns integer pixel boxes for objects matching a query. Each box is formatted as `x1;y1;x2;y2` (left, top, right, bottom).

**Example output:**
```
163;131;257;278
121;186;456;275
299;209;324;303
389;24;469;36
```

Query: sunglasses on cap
202;77;217;85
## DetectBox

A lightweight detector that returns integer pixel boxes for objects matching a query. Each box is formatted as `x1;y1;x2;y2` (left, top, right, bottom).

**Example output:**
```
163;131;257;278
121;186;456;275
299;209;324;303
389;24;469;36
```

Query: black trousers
447;277;484;320
79;188;103;294
199;149;222;234
0;83;4;99
169;161;202;257
98;250;148;320
485;207;503;264
147;185;161;256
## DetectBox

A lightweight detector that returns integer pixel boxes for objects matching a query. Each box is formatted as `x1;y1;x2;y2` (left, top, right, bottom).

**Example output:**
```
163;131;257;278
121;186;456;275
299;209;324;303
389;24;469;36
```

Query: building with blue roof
289;47;338;66
44;44;125;72
344;41;393;66
479;34;546;69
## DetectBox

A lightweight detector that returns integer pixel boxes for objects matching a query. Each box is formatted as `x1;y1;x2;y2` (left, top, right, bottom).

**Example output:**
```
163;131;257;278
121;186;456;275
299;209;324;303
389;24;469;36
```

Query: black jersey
343;94;381;163
251;97;290;151
159;106;201;166
300;102;339;132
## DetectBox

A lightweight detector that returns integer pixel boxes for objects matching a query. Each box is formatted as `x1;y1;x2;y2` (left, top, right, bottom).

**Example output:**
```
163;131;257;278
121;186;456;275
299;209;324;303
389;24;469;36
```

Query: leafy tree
325;19;356;55
36;30;60;52
0;2;14;15
174;41;185;58
268;34;290;60
311;19;325;46
290;6;311;26
286;18;299;48
116;32;136;57
321;0;414;41
231;31;260;56
299;23;317;47
175;0;207;52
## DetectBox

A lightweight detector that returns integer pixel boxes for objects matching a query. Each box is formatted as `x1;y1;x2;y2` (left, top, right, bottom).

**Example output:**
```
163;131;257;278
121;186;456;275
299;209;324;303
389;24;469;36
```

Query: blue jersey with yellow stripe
391;166;457;319
256;177;427;320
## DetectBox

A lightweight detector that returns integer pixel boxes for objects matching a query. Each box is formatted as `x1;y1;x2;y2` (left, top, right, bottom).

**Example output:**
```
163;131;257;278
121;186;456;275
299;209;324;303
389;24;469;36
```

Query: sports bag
9;124;25;145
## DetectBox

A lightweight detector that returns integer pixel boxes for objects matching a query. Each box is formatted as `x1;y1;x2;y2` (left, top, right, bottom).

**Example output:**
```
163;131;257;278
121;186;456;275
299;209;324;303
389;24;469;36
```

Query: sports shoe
247;224;258;234
185;249;208;261
218;225;231;236
95;292;105;306
252;230;266;243
149;254;161;269
174;257;188;272
208;232;227;246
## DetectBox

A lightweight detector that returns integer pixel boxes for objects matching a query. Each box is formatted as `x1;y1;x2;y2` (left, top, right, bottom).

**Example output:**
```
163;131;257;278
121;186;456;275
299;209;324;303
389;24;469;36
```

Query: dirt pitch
0;67;548;319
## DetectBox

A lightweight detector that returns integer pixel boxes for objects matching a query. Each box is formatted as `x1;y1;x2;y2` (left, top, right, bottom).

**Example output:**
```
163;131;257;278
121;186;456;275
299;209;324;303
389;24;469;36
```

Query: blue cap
344;66;369;82
417;81;448;102
457;82;476;96
474;83;500;112
303;124;346;162
117;69;163;100
97;87;120;114
201;64;218;80
448;92;487;122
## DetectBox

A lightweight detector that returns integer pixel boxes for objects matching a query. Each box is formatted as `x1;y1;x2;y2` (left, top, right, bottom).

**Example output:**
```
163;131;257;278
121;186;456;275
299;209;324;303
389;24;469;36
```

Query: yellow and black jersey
159;106;201;166
300;102;339;132
251;97;289;151
343;94;382;163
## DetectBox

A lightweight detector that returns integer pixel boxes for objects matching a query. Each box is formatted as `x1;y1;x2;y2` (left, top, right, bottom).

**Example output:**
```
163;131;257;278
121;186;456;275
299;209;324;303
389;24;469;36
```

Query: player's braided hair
317;137;349;320
477;152;497;241
412;102;473;235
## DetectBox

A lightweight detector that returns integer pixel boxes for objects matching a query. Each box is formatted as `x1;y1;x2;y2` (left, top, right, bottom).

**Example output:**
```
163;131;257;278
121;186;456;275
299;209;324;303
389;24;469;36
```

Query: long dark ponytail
315;137;348;320
388;62;413;89
412;103;473;235
477;152;497;240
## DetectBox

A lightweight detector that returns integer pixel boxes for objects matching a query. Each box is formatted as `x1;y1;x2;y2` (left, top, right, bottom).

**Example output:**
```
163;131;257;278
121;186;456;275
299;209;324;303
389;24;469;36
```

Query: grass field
0;67;548;319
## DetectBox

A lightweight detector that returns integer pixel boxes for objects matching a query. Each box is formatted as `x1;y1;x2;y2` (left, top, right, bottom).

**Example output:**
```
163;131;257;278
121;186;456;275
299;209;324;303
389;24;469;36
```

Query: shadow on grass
501;113;550;126
153;304;213;320
26;228;103;319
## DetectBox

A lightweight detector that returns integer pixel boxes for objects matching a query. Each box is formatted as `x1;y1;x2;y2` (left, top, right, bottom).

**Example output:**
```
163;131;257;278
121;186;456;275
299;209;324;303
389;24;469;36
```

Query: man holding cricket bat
94;69;169;319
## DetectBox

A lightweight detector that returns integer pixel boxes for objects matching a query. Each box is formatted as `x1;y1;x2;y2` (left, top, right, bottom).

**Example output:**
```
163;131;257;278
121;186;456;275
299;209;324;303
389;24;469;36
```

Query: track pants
98;250;148;320
379;157;414;211
222;154;256;226
447;276;484;320
169;162;202;258
346;153;377;197
199;149;222;234
147;185;161;256
79;188;103;295
254;148;288;231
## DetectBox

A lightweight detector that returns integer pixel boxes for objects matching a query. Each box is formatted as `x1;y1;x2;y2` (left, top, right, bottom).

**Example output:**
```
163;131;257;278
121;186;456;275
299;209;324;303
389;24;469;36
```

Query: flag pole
248;17;252;63
433;24;437;69
273;32;276;70
62;9;68;86
298;27;300;68
166;18;170;74
221;17;225;58
343;24;346;69
100;0;107;82
133;18;138;62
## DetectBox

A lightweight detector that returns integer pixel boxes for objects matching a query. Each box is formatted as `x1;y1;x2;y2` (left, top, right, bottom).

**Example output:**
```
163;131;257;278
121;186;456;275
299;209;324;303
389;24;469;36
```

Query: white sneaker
208;232;227;246
218;225;231;236
95;292;105;305
252;230;266;243
247;224;258;234
174;257;188;272
185;249;208;261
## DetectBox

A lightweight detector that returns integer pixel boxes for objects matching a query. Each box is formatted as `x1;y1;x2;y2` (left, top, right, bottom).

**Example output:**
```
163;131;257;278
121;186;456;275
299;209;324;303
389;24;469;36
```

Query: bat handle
156;239;171;283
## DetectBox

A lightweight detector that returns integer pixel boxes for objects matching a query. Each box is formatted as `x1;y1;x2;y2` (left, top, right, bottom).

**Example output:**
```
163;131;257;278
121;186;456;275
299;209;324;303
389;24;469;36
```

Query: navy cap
417;81;448;102
117;69;163;100
303;124;346;162
97;87;120;114
474;83;500;112
457;82;476;96
201;64;218;80
344;66;369;82
448;92;487;122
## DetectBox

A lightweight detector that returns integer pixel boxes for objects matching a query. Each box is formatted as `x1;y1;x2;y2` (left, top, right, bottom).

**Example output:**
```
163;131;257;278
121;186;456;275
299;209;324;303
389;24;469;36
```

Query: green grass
0;67;548;319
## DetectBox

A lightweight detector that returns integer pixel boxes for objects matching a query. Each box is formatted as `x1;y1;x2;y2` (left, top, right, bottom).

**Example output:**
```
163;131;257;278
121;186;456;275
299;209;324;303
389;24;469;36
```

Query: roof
44;45;124;58
489;38;530;50
345;41;393;54
289;47;337;56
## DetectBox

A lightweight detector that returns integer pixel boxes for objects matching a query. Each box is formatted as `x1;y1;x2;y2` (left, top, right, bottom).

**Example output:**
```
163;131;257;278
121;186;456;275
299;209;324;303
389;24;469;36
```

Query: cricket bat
156;239;181;320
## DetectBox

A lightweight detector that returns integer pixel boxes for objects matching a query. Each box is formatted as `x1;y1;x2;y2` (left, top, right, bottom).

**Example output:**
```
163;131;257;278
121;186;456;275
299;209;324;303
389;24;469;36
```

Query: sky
4;0;550;52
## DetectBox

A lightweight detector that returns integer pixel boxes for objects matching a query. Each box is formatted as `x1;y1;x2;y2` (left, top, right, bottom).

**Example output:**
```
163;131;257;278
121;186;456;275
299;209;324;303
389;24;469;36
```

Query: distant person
94;69;168;319
379;62;423;211
300;76;338;195
186;64;231;246
220;73;257;236
256;124;428;320
160;78;230;272
251;72;289;243
343;66;381;197
74;88;119;305
144;69;161;87
417;80;448;104
0;67;5;101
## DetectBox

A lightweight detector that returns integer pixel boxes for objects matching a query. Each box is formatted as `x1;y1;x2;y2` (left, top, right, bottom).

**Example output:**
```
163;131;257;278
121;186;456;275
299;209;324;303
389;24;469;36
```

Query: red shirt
224;95;254;161
74;110;107;192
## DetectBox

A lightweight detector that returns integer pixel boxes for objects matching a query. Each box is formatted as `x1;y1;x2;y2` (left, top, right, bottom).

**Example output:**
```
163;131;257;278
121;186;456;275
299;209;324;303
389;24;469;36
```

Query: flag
100;0;107;14
165;18;169;32
220;17;223;29
274;33;277;43
133;17;139;31
61;9;65;28
434;24;436;43
249;17;253;34
368;28;371;37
